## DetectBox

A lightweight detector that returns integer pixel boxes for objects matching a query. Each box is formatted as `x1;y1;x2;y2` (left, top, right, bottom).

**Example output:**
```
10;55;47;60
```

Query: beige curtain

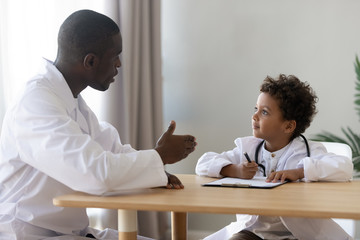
95;0;168;239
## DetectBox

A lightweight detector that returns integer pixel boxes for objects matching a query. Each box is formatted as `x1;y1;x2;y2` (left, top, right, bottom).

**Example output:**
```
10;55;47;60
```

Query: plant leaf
311;131;348;143
341;127;360;157
353;156;360;172
311;55;360;173
355;55;360;120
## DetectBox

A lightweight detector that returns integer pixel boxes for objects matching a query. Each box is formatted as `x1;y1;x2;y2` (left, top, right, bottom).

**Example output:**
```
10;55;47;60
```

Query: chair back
320;142;352;159
321;142;355;237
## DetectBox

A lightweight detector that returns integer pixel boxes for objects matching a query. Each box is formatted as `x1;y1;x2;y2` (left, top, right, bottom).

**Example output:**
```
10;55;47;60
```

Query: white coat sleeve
195;147;242;178
13;88;167;195
297;143;353;182
195;137;260;178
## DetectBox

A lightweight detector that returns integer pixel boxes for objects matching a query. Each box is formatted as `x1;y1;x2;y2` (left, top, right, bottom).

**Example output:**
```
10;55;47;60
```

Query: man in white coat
0;10;197;240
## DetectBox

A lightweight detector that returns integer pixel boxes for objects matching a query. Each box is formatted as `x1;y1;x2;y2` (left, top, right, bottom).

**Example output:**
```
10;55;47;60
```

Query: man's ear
284;120;296;134
83;53;99;70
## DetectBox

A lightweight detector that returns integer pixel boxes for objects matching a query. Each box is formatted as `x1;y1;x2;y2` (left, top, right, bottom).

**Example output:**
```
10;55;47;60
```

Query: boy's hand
266;168;304;183
239;162;258;179
165;171;184;189
220;162;258;179
155;121;197;165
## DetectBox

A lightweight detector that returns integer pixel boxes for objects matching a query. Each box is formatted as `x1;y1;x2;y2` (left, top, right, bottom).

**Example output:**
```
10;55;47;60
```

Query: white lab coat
0;59;167;240
196;136;354;240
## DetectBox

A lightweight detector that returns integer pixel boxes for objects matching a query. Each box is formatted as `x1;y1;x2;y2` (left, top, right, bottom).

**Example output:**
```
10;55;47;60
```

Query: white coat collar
39;58;79;114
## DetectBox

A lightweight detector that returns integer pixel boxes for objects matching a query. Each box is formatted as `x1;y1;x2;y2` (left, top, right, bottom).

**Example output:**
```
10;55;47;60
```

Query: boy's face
252;92;292;142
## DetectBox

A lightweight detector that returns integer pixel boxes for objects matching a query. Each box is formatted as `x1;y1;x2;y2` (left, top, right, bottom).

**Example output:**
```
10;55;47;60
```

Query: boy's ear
284;120;296;134
83;53;99;70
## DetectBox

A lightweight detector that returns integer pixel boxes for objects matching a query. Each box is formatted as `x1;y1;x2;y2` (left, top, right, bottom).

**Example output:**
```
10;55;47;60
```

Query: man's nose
116;57;121;68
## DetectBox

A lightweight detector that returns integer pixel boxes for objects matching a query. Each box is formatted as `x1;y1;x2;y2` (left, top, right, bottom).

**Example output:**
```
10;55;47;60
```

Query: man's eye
262;110;268;115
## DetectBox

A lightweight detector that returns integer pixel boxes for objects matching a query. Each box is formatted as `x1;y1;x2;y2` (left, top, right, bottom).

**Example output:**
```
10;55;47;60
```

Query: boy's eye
254;107;268;115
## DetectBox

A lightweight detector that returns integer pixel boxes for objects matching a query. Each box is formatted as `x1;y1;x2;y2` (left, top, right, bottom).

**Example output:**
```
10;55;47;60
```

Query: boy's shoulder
234;136;263;148
289;137;326;156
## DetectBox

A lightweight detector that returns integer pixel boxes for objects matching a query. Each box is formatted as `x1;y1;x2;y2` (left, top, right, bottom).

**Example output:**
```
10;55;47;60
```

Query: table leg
171;211;187;240
118;209;137;240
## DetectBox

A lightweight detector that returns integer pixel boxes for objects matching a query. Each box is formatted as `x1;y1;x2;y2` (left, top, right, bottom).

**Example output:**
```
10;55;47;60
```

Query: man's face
89;33;122;91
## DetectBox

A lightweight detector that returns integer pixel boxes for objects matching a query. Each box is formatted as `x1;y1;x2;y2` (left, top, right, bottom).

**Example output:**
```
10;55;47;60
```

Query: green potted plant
311;56;360;175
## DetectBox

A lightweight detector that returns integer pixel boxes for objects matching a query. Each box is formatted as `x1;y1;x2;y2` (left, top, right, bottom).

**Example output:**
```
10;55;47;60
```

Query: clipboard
202;176;287;189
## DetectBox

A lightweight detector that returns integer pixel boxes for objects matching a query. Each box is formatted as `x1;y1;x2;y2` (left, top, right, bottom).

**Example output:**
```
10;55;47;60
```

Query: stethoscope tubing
254;134;310;177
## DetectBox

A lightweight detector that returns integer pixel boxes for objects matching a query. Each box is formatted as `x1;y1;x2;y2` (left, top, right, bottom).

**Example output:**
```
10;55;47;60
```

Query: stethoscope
254;134;310;177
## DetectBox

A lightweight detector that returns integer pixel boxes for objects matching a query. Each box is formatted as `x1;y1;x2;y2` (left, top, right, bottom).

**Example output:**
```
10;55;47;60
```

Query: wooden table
53;174;360;240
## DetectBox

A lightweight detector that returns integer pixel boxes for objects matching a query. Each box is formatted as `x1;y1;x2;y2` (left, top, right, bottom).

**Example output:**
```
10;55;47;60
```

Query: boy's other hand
266;168;304;183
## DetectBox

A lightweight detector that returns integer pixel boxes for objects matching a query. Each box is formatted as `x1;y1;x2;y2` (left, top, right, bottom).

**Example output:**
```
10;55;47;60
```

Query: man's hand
266;168;304;183
155;121;197;165
165;171;184;189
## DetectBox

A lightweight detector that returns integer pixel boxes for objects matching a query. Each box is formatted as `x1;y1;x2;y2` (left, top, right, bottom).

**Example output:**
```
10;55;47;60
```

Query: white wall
162;0;360;236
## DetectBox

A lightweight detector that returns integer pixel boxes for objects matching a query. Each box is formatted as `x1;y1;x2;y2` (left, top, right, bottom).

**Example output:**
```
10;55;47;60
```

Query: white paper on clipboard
202;176;286;189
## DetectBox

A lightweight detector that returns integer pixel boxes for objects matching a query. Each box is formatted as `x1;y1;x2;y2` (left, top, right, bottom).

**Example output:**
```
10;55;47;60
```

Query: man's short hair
57;9;120;62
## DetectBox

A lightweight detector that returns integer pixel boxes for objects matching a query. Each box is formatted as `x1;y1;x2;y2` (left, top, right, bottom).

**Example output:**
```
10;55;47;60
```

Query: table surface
53;174;360;219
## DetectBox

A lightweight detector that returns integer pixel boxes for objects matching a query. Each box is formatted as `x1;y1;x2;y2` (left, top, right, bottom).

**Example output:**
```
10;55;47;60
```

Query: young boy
196;74;353;240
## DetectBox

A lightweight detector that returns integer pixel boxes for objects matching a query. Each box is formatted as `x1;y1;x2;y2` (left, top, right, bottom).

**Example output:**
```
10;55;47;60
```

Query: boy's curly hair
260;74;318;140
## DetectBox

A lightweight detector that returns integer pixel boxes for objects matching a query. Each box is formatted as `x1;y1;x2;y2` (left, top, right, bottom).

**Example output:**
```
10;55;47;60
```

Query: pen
244;152;251;163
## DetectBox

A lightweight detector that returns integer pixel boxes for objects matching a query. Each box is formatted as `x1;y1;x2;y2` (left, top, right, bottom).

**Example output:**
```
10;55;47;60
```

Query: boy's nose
252;112;257;120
